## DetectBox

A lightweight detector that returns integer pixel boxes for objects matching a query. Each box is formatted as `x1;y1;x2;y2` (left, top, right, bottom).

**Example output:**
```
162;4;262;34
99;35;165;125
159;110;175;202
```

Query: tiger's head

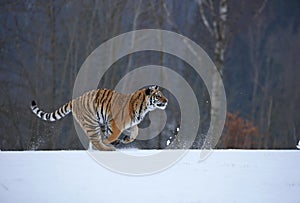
145;85;168;111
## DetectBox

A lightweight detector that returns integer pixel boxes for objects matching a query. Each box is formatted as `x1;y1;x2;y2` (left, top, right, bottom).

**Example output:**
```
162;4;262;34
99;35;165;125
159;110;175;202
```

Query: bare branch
254;0;268;18
219;0;228;41
197;0;214;36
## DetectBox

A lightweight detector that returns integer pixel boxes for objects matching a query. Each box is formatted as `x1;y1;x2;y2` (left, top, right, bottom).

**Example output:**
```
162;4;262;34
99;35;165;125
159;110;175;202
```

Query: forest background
1;0;299;150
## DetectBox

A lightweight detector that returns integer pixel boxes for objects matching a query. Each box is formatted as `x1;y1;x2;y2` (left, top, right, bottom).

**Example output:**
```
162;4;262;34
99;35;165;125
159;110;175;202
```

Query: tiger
30;85;168;151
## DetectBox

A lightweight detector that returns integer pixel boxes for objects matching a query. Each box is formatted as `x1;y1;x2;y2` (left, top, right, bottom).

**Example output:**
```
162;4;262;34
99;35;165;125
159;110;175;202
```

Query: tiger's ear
149;85;159;90
146;85;159;95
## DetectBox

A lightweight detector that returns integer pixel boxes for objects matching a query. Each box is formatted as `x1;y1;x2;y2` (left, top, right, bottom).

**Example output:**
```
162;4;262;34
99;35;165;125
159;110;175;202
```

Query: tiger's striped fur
31;85;168;151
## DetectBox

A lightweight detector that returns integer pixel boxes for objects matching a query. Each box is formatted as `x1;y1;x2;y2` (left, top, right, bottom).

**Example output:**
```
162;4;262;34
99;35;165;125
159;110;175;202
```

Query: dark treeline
0;0;299;150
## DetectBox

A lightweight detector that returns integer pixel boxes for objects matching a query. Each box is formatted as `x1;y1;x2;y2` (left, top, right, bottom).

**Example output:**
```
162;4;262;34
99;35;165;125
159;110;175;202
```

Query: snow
0;150;299;203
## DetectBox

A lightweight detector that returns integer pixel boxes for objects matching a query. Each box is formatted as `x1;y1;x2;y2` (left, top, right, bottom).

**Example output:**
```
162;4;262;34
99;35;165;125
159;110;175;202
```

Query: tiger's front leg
121;125;138;144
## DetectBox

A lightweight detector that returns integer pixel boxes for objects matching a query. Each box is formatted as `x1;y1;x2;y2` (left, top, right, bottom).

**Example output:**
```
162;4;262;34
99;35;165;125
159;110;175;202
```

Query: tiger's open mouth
157;102;167;109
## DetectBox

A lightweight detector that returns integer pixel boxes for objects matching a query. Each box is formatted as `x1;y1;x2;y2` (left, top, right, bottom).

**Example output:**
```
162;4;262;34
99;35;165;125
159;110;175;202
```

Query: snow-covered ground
0;150;299;203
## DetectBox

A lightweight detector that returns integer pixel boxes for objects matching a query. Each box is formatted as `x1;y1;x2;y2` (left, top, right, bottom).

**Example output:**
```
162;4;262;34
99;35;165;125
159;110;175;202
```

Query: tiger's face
146;85;168;110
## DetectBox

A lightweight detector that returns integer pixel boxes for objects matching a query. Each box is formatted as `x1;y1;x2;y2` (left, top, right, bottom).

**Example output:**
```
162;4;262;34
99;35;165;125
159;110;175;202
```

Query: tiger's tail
30;100;72;122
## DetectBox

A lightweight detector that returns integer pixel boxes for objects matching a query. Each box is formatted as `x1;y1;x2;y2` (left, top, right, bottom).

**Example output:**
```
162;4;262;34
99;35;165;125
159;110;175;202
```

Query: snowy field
1;150;299;203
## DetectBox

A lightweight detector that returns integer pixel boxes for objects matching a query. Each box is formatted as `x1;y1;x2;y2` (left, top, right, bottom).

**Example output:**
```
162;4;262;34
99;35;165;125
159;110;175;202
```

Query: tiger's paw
121;135;134;144
111;139;121;146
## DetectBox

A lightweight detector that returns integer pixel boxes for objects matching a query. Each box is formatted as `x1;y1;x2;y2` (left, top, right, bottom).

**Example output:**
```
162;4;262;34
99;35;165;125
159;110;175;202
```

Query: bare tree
197;0;228;74
196;0;228;149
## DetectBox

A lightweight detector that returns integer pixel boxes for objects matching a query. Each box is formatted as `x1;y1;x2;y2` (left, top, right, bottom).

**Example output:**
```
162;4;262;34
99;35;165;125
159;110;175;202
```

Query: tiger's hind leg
89;133;116;151
103;119;122;144
83;123;116;151
121;125;138;144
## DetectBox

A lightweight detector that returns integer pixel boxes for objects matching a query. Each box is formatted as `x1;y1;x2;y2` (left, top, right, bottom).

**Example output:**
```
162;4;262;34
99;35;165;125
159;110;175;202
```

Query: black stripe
105;91;113;107
83;93;90;113
87;93;96;114
150;97;153;106
59;107;65;116
52;113;56;120
83;114;96;125
40;112;45;118
100;90;109;122
95;89;101;105
32;106;37;110
104;92;113;121
46;113;50;120
96;111;101;121
87;129;97;134
99;100;105;121
36;109;41;115
89;133;99;139
138;94;146;117
133;92;141;105
100;90;109;105
63;103;68;113
100;125;105;130
102;105;106;123
100;125;106;133
57;109;63;117
107;126;112;134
